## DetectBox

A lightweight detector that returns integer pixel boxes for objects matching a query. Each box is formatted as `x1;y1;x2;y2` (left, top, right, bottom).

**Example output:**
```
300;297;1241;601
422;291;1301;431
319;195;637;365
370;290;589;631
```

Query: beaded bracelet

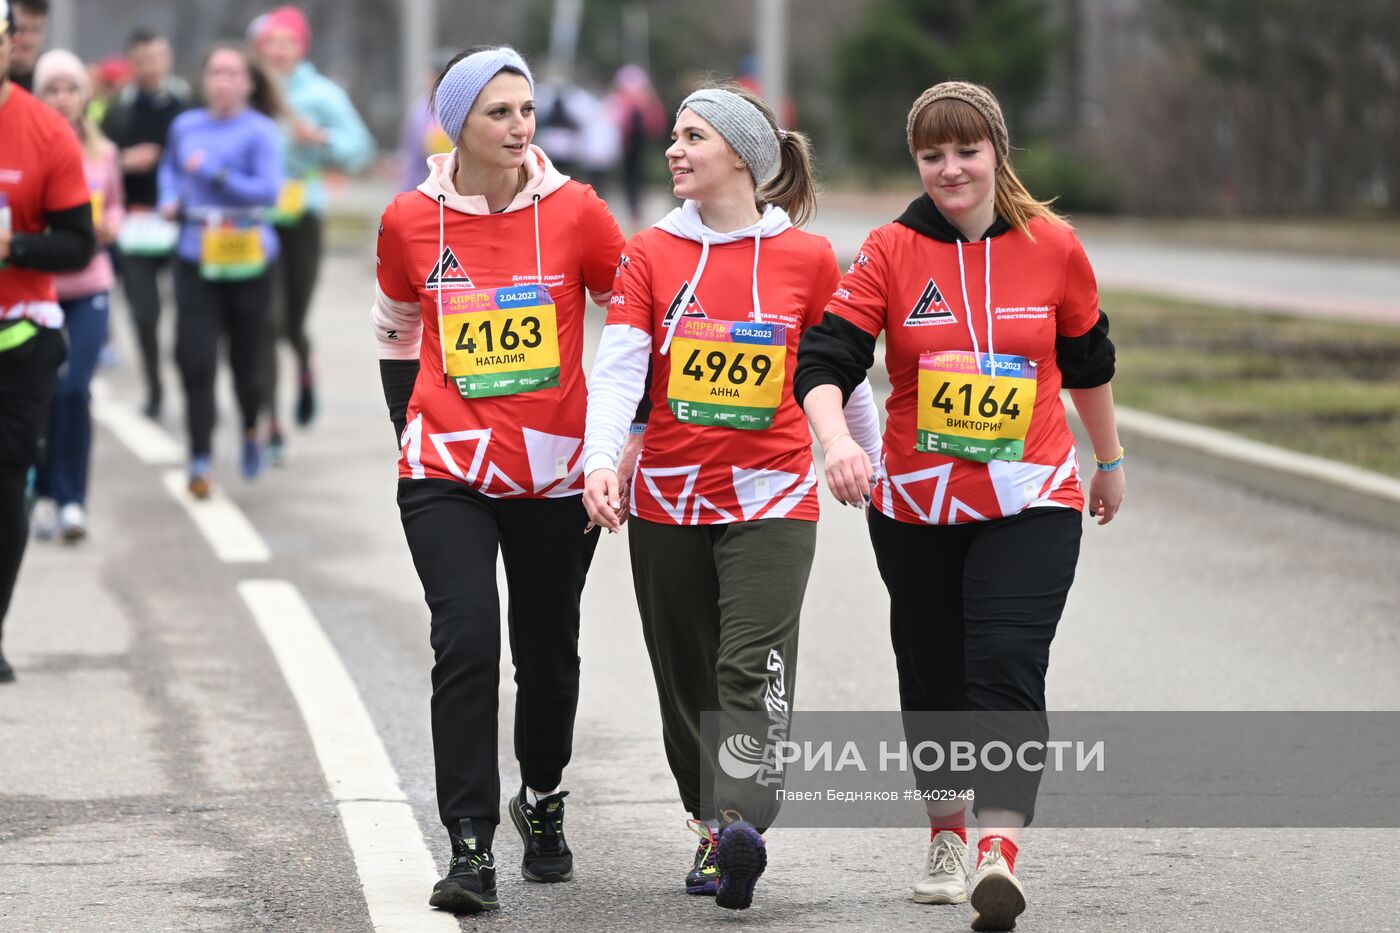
1094;447;1126;472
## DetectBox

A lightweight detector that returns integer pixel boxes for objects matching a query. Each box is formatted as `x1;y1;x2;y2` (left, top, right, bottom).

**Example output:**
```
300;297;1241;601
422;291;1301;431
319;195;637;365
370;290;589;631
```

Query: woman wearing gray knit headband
581;82;883;911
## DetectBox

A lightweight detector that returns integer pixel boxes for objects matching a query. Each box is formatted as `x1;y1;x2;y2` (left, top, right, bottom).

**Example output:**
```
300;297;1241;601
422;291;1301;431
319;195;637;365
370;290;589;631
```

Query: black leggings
867;506;1082;823
174;261;271;458
397;478;600;837
263;214;323;421
118;252;171;406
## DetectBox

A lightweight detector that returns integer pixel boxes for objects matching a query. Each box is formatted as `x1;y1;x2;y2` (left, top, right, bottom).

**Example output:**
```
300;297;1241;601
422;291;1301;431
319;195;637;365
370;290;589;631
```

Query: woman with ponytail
794;81;1123;932
582;83;880;911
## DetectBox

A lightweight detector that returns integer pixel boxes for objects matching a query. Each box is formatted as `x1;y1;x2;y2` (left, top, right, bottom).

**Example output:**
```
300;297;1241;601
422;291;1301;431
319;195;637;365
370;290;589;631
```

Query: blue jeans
35;293;110;507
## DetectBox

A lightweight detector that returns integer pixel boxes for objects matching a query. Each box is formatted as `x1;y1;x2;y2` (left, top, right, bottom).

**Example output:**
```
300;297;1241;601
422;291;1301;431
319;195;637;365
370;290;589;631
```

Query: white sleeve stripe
371;283;423;361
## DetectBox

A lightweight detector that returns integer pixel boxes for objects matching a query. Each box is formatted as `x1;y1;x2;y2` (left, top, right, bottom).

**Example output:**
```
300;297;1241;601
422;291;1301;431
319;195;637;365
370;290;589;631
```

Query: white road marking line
90;378;184;465
160;470;271;563
239;580;456;933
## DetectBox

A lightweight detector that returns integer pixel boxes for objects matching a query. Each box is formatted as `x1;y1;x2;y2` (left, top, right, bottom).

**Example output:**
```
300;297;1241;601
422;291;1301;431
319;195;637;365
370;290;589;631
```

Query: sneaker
31;497;59;540
241;437;264;480
0;647;14;684
429;823;499;914
714;816;766;910
188;456;213;499
142;393;162;421
913;831;969;904
267;426;286;467
969;838;1026;931
59;503;87;543
295;369;316;426
508;786;573;882
684;819;720;895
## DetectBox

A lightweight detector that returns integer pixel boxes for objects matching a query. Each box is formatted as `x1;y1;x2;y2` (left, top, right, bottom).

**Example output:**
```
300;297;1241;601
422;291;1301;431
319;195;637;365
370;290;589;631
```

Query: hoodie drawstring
532;193;543;285
437;193;448;385
751;231;763;324
659;235;710;356
954;237;997;381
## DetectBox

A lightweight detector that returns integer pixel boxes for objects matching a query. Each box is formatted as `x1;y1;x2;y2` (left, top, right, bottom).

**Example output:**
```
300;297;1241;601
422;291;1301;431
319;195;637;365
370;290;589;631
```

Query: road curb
1086;405;1400;534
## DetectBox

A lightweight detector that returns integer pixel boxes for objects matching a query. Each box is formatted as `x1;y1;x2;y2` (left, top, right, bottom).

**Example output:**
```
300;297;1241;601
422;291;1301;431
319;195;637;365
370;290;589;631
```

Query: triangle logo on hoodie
426;247;475;288
661;281;708;326
905;277;956;326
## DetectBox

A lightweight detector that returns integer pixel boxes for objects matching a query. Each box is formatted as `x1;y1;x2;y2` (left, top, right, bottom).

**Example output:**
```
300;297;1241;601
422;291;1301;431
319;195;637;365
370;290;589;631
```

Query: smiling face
665;107;751;203
916;138;997;221
39;74;84;123
458;71;535;172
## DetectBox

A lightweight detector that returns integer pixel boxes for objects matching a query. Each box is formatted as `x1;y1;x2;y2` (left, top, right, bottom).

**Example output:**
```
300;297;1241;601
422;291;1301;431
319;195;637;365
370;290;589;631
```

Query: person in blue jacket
252;6;373;460
158;41;282;497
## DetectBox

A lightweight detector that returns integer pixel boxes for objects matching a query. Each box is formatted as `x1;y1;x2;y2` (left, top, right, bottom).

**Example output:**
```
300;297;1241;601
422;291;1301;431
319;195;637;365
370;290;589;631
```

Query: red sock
929;811;967;844
977;835;1019;874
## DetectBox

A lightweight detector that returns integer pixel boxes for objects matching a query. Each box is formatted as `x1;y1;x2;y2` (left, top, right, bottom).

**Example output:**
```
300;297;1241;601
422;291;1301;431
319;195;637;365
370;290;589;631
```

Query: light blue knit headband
434;47;536;145
678;88;782;188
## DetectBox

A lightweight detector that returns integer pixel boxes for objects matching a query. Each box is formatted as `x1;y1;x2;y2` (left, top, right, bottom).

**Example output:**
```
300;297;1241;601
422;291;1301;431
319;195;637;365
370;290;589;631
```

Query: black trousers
118;251;171;407
173;261;271;458
868;505;1082;824
397;478;600;835
0;324;65;636
264;214;322;422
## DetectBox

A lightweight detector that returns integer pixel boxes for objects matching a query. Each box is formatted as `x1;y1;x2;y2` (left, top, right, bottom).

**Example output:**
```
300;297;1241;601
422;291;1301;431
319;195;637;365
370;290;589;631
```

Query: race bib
268;179;307;226
667;318;787;430
438;284;560;398
117;212;179;257
90;191;104;228
199;218;267;281
916;351;1037;462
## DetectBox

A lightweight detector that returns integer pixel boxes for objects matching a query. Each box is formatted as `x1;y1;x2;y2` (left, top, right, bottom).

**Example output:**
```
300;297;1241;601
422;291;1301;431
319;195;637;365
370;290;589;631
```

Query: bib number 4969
679;348;774;387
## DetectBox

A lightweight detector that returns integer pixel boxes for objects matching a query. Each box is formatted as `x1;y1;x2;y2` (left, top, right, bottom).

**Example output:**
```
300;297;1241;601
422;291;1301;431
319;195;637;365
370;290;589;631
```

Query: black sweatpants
173;261;270;458
628;516;816;830
118;251;171;408
868;505;1082;824
0;324;65;637
263;214;322;422
397;478;600;837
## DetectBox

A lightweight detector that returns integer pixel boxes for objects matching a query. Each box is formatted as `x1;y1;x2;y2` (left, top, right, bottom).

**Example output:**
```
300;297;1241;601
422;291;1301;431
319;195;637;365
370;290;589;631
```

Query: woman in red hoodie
795;82;1124;932
370;45;622;915
582;84;880;911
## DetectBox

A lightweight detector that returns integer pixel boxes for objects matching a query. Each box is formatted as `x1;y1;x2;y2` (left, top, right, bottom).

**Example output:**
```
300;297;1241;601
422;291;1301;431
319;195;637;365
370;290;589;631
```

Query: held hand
1087;467;1126;525
583;468;622;533
614;434;644;528
822;434;873;508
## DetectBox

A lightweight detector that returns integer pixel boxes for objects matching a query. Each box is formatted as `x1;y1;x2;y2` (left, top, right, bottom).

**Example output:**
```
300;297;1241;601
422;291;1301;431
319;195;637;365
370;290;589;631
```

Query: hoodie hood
417;144;570;215
895;193;1010;243
653;201;794;354
654;199;792;243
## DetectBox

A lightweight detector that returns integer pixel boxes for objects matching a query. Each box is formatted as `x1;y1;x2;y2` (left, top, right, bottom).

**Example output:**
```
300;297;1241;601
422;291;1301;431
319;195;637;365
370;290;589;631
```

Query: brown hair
201;41;283;119
713;83;818;227
909;97;1067;237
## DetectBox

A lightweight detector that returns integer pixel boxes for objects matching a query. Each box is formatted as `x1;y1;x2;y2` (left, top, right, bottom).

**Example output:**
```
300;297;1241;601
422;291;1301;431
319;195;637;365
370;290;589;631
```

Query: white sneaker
31;497;59;540
912;830;969;904
59;503;87;542
969;838;1026;931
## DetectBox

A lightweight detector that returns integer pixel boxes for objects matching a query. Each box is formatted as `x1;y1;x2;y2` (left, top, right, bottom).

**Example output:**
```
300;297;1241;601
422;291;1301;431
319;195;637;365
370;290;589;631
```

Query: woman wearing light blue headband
369;44;624;916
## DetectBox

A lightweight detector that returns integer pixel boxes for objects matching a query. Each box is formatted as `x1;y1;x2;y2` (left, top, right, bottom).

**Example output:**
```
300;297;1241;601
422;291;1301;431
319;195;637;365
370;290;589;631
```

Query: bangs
911;98;992;152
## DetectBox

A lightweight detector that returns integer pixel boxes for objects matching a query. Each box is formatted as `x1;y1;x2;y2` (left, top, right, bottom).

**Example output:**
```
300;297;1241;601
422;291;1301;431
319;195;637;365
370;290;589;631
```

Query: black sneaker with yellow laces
508;786;573;882
429;821;499;913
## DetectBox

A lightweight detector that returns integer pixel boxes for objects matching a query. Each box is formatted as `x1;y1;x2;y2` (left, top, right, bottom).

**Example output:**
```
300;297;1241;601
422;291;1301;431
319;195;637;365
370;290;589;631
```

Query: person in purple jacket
158;42;282;497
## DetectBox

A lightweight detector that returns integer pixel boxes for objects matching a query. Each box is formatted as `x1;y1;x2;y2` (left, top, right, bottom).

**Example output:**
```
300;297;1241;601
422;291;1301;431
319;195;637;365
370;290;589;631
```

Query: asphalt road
2;247;1398;932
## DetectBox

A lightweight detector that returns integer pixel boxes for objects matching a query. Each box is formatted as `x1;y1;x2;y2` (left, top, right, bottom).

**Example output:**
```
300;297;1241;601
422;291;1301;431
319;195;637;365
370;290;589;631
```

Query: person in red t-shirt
0;0;96;684
795;82;1124;931
370;46;623;915
581;84;881;911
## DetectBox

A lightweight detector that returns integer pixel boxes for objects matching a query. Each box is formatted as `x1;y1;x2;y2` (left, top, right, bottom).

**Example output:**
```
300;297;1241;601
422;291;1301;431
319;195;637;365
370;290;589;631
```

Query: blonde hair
712;83;819;227
909;97;1068;237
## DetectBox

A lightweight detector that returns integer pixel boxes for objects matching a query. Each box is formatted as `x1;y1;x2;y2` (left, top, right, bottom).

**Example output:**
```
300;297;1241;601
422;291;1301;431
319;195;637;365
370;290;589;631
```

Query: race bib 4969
667;318;787;430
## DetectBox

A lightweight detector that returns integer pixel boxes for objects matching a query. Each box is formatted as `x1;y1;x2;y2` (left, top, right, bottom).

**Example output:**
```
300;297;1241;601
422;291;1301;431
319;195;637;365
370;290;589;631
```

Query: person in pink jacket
31;48;123;541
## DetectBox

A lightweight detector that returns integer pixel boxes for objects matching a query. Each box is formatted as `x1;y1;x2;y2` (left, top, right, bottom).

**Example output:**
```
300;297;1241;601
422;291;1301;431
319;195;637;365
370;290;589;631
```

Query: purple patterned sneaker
714;819;766;910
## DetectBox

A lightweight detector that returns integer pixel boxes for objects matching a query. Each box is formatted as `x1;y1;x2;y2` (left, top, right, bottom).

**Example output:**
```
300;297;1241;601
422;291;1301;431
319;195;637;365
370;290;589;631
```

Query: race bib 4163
667;318;787;430
438;284;560;399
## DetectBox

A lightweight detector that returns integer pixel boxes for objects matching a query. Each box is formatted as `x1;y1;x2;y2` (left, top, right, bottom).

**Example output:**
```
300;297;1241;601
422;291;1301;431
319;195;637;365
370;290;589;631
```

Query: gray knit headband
434;47;535;146
678;89;782;188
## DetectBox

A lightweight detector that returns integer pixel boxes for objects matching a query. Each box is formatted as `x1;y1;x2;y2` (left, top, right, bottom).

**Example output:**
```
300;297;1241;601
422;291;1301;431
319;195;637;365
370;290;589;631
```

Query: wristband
628;422;647;435
1094;447;1125;472
821;431;851;454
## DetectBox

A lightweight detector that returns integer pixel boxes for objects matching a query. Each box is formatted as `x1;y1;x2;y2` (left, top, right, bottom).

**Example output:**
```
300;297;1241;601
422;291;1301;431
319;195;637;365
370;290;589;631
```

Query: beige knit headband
906;81;1009;164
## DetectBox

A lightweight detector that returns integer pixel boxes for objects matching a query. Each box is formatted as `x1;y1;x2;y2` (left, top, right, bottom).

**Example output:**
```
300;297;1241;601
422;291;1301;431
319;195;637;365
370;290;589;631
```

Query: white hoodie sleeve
371;283;423;361
583;324;653;477
843;378;883;474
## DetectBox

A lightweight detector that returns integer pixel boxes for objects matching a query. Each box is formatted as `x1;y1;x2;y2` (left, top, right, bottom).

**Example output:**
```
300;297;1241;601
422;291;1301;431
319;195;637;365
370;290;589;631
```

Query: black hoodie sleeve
7;203;96;273
1056;309;1116;389
794;312;877;408
379;359;419;444
631;361;654;427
